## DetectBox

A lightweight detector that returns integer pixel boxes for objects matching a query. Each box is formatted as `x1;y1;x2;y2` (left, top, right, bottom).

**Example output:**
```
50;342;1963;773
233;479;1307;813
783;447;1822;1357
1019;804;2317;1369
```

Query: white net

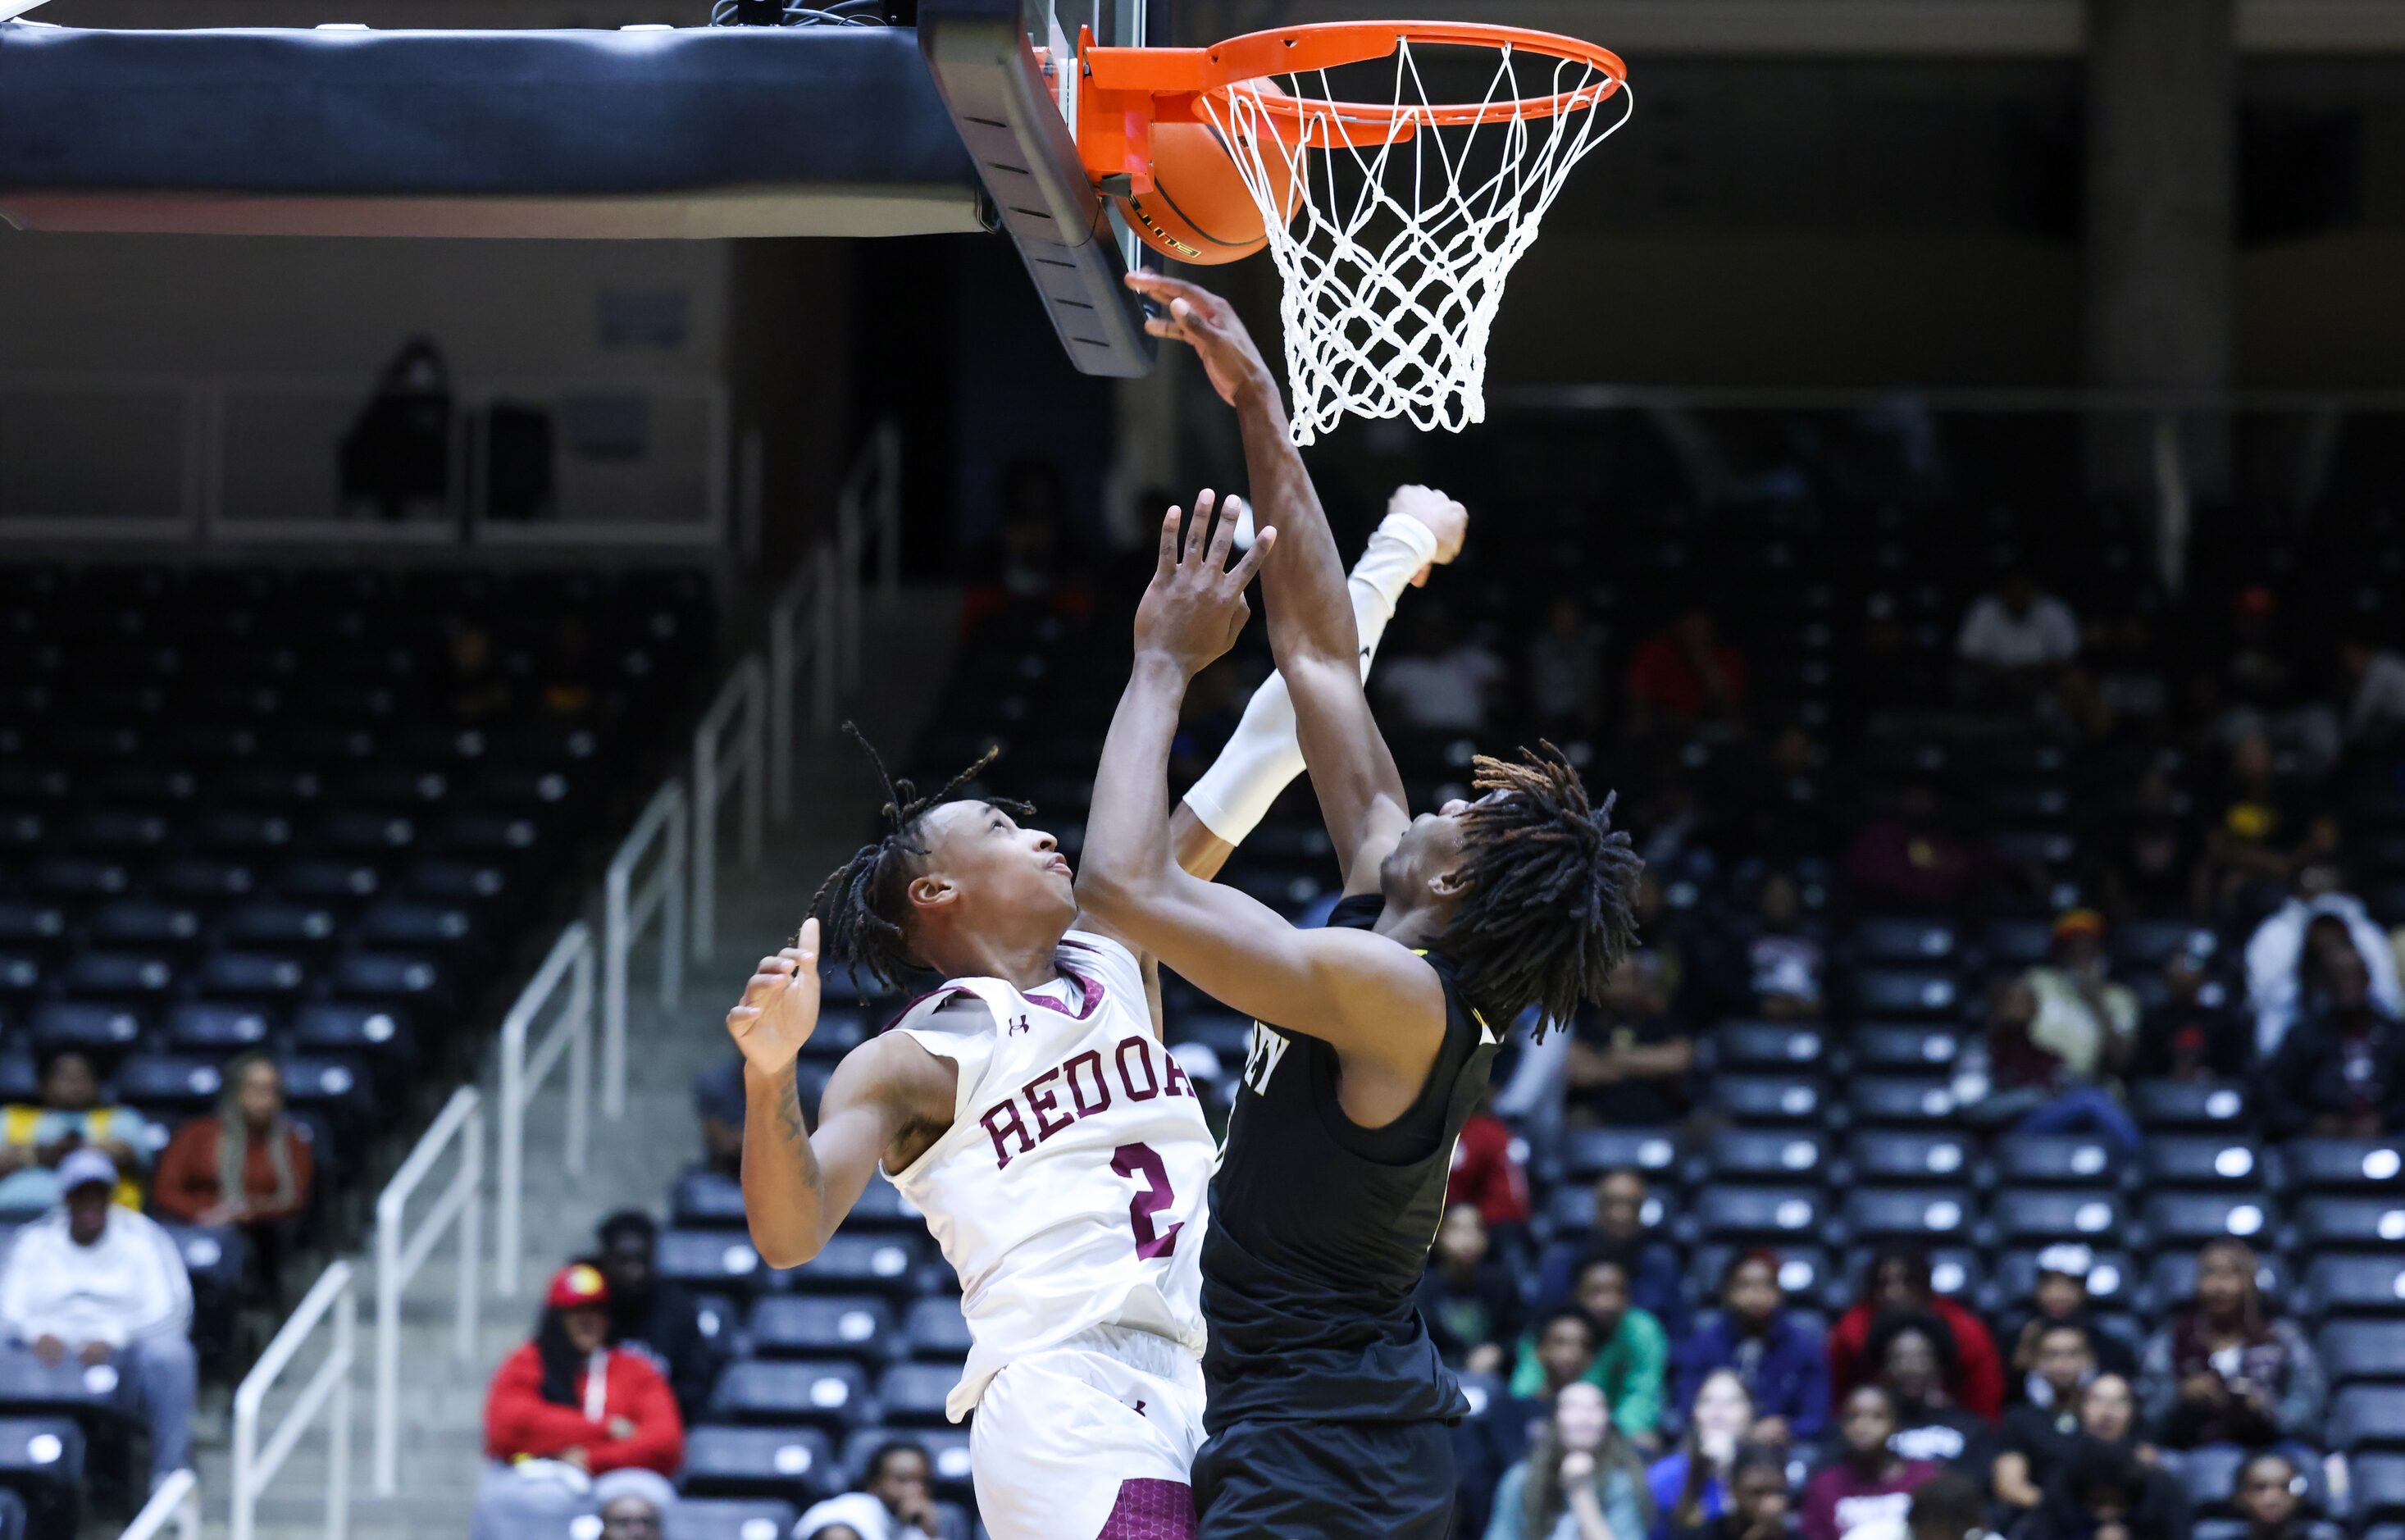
1201;39;1632;444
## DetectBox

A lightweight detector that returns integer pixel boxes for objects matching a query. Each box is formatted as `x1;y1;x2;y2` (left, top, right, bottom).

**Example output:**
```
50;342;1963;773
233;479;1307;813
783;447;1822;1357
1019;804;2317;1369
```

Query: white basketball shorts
968;1324;1205;1540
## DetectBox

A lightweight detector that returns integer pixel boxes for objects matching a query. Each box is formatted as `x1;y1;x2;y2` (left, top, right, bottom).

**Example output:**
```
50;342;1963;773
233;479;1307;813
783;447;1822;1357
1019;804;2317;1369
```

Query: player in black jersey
1077;272;1646;1540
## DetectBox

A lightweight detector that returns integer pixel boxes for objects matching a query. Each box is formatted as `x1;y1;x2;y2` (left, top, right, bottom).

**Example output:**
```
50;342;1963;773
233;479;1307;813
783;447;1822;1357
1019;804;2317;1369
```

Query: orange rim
1082;21;1627;134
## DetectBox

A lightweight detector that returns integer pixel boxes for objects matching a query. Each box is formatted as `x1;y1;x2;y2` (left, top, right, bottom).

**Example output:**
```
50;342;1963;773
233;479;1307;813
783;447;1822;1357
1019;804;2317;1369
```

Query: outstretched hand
1135;489;1275;677
1386;484;1469;587
1125;271;1275;408
726;917;824;1076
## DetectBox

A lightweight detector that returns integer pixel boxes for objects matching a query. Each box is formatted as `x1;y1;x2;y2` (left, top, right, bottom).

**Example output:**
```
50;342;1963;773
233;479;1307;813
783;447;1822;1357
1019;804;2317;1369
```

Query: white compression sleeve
1182;513;1442;844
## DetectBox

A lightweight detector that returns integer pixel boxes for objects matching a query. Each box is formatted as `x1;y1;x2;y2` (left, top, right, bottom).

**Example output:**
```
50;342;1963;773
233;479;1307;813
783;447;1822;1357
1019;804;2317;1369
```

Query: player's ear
906;873;958;912
1429;864;1474;900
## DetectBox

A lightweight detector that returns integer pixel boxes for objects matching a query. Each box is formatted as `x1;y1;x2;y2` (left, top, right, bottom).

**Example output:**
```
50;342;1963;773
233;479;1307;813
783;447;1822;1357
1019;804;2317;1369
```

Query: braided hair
806;725;1032;990
1439;741;1642;1033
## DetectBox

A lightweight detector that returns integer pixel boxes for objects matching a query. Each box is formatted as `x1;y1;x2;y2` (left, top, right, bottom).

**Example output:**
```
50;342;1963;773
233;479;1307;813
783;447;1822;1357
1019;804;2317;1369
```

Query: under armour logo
1133;1400;1147;1418
1008;1014;1032;1037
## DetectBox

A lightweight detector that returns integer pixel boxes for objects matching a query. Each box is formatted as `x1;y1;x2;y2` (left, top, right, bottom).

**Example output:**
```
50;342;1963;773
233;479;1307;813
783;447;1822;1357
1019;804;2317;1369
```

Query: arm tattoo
772;1061;822;1192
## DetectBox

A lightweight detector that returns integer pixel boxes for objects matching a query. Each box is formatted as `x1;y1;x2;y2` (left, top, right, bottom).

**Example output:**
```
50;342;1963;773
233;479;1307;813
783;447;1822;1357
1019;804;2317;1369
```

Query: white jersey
882;930;1212;1421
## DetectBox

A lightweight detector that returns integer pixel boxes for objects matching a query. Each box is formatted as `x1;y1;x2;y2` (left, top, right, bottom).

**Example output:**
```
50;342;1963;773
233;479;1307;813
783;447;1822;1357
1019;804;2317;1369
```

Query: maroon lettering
981;1099;1034;1169
1023;1067;1073;1141
1064;1050;1112;1118
1162;1052;1194;1100
1115;1037;1160;1101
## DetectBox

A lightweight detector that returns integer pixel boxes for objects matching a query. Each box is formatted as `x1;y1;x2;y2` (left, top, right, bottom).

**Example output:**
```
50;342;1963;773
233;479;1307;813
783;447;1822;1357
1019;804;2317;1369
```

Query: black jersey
1198;892;1501;1431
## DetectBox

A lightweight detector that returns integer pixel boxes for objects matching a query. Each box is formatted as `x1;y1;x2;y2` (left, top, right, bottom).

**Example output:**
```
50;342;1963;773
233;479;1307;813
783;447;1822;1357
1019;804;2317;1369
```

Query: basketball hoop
1077;22;1632;444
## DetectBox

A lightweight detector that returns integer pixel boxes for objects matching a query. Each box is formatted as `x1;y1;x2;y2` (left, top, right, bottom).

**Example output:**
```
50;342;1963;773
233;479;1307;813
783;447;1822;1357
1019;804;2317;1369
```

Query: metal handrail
371;1087;484;1497
767;421;899;824
496;923;595;1295
232;1261;356;1540
117;1468;200;1540
604;780;689;1118
691;654;765;963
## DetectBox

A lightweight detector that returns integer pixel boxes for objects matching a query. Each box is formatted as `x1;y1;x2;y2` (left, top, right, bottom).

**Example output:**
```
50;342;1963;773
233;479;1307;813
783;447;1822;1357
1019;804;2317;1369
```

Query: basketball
1113;120;1302;267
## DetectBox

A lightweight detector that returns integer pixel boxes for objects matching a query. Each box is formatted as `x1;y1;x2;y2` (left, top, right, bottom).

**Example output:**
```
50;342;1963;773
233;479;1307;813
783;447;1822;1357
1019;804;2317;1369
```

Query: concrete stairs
162;589;960;1539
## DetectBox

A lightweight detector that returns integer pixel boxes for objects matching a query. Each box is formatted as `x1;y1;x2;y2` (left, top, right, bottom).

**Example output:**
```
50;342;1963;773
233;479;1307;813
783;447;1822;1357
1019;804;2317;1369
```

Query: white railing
118;1467;200;1540
690;654;766;963
496;923;595;1295
233;1261;356;1540
371;1086;484;1497
604;780;689;1118
767;421;900;823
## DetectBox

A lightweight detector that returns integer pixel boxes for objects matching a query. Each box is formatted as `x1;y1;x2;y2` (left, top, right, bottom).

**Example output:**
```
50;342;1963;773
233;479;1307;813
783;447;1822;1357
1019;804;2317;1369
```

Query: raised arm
1075;499;1443;1068
725;920;949;1269
1128;272;1433;891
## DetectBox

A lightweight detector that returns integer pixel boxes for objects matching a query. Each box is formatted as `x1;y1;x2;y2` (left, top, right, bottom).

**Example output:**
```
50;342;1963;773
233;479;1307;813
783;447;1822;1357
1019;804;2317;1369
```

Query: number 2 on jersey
1111;1141;1182;1259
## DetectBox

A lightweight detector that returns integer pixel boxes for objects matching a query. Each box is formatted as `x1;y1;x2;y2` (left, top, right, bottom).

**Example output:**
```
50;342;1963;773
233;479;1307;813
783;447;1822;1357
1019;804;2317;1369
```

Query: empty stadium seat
749;1296;894;1364
0;1419;79;1539
2142;1135;2272;1191
2333;1385;2405;1451
2284;1139;2405;1195
2322;1322;2405;1385
2130;1079;2249;1131
903;1298;972;1360
1560;1126;1681;1180
1697;1129;1829;1184
2357;1456;2405;1524
677;1425;836;1503
673;1171;749;1230
1683;1187;1829;1244
1991;1133;2125;1188
2141;1192;2278;1251
660;1231;786;1293
663;1497;799;1540
786;1233;924;1298
1847;1077;1961;1128
875;1362;960;1425
1850;917;1960;964
1713;1075;1828;1126
709;1360;870;1430
1709;1023;1826;1072
1847;1025;1963;1073
1842;1131;1972;1185
2295;1196;2405;1251
1842;1187;1975;1244
1851;968;1962;1021
1989;1190;2126;1247
2306;1255;2405;1319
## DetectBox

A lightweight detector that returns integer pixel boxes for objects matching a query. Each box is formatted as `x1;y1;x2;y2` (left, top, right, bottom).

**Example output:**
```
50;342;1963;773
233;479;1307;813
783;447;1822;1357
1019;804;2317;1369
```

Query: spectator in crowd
2212;587;2340;773
2244;864;2403;1057
1662;1443;1792;1540
1534;1170;1688;1334
1959;973;2142;1153
2074;1374;2157;1466
1530;595;1609;736
1421;1202;1525;1377
1897;1472;1988;1540
1829;1250;2005;1419
1734;872;1824;1020
1648;1369;1760;1540
1448;1086;1535;1238
2261;942;2405;1139
1799;1387;1939;1540
2339;633;2405;745
2199;737;2338;922
2098;766;2200;920
1485;1381;1655;1540
2136;1239;2325;1451
476;1263;683;1540
0;1148;194;1493
2032;1438;2186;1540
1997;1247;2138;1396
0;1048;156;1214
693;1055;748;1179
1517;1258;1669;1445
1845;786;1979;914
446;621;514;720
1868;1316;1992;1474
1377;602;1506;731
1567;939;1697;1132
594;1469;676;1539
1671;1252;1829;1445
1628;607;1747;733
1956;569;2079;704
150;1054;313;1301
2135;942;2248;1083
2233;1451;2336;1540
594;1210;726;1424
1992;1323;2098;1516
2025;911;2139;1087
796;1440;967;1540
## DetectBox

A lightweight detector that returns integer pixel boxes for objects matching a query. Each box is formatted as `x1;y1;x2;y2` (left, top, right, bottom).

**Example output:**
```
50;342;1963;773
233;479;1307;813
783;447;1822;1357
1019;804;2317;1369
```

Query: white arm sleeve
1182;513;1442;845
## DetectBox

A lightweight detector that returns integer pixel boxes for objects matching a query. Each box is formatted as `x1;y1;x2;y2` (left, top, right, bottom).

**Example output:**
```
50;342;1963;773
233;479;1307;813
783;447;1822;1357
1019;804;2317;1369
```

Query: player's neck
921;931;1061;994
1370;894;1446;952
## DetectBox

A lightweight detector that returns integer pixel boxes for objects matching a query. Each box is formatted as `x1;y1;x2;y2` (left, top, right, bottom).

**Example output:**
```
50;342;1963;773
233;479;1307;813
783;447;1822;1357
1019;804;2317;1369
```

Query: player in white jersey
725;500;1466;1539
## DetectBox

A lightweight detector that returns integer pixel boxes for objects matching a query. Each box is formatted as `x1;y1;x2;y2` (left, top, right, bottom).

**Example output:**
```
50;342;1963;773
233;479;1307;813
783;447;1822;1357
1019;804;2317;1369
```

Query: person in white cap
0;1146;195;1491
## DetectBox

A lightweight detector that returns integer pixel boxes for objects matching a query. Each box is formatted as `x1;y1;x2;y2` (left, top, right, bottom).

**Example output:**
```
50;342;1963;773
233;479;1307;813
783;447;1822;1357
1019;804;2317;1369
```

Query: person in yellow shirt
0;1050;154;1214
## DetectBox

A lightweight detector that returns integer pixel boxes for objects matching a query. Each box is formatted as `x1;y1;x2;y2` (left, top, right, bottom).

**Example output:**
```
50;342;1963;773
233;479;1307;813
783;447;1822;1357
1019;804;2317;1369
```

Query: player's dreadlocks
1439;741;1642;1035
806;725;1032;990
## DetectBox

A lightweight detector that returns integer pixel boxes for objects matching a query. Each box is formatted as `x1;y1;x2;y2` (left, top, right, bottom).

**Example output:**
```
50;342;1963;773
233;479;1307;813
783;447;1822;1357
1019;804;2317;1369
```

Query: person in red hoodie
471;1263;686;1540
1826;1246;2004;1420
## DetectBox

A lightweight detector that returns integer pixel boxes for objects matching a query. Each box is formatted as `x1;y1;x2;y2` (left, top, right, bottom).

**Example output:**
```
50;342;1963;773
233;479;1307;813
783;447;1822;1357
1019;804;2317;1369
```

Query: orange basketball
1113;120;1303;267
